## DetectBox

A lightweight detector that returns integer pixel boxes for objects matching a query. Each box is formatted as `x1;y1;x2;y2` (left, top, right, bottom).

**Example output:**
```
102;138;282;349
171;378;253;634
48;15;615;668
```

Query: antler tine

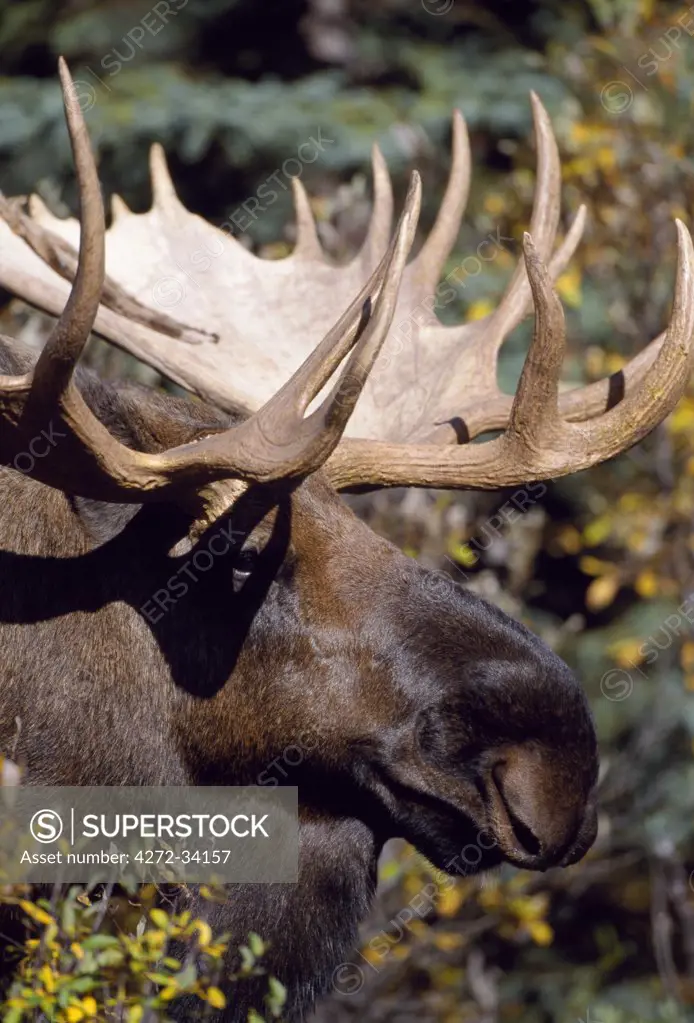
313;172;421;425
291;176;324;259
30;57;105;404
569;219;694;454
506;232;566;442
484;93;561;343
424;203;588;445
546;203;587;291
359;143;394;267
149;143;186;214
325;218;694;491
419;94;585;448
409;110;471;296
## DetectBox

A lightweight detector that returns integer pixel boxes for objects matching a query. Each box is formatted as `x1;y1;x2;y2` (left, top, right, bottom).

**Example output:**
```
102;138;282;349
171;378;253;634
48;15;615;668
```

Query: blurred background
2;0;694;1020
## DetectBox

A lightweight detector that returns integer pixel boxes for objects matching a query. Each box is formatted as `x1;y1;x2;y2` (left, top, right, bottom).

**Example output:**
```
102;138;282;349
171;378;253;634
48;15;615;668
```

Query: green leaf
81;934;121;951
266;976;287;1015
247;932;265;958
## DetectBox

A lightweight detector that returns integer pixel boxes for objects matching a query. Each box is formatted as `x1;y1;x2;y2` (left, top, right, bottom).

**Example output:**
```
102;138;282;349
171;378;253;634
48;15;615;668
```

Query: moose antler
326;226;694;488
0;60;692;499
0;59;420;502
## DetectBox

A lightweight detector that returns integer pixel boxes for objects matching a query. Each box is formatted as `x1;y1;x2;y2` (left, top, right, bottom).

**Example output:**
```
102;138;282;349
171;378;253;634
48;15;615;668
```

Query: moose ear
71;494;142;544
59;367;232;543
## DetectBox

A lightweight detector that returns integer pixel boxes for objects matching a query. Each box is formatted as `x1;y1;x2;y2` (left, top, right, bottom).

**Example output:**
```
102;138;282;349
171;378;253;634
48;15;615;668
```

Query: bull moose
0;60;691;1020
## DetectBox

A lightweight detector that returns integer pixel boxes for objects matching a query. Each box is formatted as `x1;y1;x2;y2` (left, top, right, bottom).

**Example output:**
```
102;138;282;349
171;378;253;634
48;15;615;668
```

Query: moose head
0;59;692;1017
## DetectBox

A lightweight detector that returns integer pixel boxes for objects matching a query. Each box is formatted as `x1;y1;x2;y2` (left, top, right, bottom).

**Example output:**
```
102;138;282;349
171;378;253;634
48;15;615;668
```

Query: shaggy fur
0;337;598;1020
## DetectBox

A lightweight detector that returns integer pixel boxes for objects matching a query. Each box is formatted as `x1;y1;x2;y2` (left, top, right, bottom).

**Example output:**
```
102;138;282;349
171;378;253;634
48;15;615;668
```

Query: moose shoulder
0;59;691;1021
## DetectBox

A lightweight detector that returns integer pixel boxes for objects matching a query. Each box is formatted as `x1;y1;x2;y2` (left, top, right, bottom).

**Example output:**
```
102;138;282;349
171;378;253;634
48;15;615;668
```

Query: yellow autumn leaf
582;515;613;547
607;637;644;667
619;492;645;512
596;146;616;173
586;574;620;611
556;267;582;307
508;894;549;922
467;299;495;321
585;344;609;377
566;156;596;179
483;193;506;216
683;642;694;691
361;943;387;965
669;398;694;436
605;353;627;374
259;241;291;260
70;942;84;960
38;964;55;994
448;540;478;567
207;987;227;1010
192;920;213;948
569;122;593;144
80;996;97;1017
434;931;465;951
149;908;171;931
635;570;659;598
18;900;54;927
579;555;614;577
145;929;166;949
64;1009;84;1023
526;919;554;946
554;524;582;554
437;882;467;917
403;872;425;897
439;966;466;990
126;1007;144;1023
310;196;330;221
477;884;503;910
391;943;410;960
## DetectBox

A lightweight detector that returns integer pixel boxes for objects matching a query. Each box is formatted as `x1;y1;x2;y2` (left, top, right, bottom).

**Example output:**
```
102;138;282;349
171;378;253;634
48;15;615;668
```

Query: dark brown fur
0;337;598;1020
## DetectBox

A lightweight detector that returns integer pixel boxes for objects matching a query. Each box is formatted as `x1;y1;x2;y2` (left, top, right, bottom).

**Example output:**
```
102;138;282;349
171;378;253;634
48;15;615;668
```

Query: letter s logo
30;809;63;844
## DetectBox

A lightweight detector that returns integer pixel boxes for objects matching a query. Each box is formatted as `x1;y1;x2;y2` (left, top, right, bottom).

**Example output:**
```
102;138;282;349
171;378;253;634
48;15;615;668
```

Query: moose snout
485;745;598;870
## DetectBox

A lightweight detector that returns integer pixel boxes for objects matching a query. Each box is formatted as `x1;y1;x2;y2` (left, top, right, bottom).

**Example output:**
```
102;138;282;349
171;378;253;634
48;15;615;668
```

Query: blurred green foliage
3;0;694;1020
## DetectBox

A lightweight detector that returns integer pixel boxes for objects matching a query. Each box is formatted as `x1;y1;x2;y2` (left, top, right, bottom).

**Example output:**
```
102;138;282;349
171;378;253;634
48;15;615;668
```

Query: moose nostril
504;802;542;857
491;762;544;857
